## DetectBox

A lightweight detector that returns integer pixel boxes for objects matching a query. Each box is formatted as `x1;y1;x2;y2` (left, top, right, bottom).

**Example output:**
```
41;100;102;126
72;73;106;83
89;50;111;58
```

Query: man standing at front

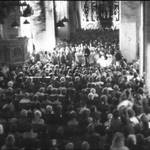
84;45;90;66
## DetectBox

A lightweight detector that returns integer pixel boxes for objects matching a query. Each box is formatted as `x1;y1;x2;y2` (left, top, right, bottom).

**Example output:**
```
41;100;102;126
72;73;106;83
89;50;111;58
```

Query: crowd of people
29;30;120;69
0;30;149;150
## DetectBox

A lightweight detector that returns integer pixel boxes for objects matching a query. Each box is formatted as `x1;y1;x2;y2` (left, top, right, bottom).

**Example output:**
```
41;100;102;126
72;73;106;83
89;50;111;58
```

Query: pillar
27;1;56;52
45;1;56;50
139;2;144;77
144;1;150;95
55;1;70;42
120;1;141;63
69;1;80;35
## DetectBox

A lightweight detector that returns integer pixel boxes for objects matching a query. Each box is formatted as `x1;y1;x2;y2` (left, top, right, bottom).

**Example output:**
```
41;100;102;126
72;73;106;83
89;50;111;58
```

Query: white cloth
117;100;134;110
130;117;139;125
97;56;107;67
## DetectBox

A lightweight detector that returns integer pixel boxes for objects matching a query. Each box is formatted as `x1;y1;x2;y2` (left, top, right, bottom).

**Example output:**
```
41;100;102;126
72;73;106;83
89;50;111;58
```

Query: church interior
0;1;150;150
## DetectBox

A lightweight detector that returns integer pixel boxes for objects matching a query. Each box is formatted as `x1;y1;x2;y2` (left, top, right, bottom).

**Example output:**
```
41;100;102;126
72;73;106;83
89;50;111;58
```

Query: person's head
87;117;93;124
27;109;33;120
100;95;108;104
90;105;97;113
112;109;119;119
20;109;28;117
65;142;74;150
39;87;45;93
136;133;144;145
75;76;80;82
7;81;14;88
0;124;4;135
46;105;53;114
88;93;94;101
107;113;113;120
55;104;62;114
56;126;64;136
90;88;96;94
127;134;136;148
69;110;77;119
137;87;144;95
81;141;90;150
60;76;66;83
7;87;13;94
34;110;42;119
47;84;53;92
128;109;136;118
113;84;119;91
111;132;125;147
5;134;15;147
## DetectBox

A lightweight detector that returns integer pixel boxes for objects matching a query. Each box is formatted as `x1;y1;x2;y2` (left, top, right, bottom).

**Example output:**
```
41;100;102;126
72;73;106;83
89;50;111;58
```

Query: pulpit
0;38;28;65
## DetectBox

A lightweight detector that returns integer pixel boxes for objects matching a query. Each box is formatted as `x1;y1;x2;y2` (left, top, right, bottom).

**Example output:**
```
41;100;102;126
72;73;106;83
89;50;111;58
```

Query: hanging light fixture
56;20;65;27
62;16;69;22
11;20;19;29
23;19;30;24
20;1;28;7
22;4;33;17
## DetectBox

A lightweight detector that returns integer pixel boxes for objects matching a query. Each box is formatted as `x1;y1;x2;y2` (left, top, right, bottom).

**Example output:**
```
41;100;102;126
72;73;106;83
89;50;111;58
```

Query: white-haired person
32;109;44;125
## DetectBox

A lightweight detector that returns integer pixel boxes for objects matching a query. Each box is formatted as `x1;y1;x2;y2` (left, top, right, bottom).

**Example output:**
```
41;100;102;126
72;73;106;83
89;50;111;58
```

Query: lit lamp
62;16;69;22
23;19;30;24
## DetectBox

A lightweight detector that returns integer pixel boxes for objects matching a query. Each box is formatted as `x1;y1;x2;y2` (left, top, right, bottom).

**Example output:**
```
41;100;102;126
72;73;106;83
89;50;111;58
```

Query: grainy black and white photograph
0;1;149;150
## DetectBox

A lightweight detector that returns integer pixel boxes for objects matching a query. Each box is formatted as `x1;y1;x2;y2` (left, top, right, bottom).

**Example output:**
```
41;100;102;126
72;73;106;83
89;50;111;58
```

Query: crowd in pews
0;30;149;150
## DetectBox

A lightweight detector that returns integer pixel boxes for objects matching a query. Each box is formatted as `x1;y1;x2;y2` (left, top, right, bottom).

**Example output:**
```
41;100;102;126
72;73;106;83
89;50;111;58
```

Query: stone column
144;1;150;95
120;1;141;63
45;1;56;50
55;1;70;42
139;1;144;77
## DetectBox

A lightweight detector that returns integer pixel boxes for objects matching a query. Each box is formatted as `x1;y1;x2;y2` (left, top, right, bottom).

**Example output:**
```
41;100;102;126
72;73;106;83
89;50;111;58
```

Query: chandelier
20;1;34;17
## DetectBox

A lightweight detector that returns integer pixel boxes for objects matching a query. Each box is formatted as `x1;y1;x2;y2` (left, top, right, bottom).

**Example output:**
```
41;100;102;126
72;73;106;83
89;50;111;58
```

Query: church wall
2;6;20;39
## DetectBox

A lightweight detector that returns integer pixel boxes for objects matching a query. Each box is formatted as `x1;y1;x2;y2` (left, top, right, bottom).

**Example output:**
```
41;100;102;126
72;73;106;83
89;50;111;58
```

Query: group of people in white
31;38;119;68
75;43;115;67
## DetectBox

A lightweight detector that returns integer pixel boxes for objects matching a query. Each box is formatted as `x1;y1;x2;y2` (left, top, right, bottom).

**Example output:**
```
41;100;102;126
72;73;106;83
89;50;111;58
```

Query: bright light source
20;1;56;54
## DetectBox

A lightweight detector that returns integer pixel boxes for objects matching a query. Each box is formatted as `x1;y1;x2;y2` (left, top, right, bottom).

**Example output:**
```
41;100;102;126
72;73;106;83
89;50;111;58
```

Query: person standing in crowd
65;46;73;67
115;50;122;66
0;65;11;88
84;45;91;66
110;132;129;150
1;134;18;150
